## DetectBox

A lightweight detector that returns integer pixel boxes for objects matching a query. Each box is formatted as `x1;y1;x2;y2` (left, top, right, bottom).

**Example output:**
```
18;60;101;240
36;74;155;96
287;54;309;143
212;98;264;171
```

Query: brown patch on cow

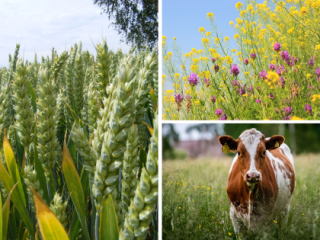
269;148;295;194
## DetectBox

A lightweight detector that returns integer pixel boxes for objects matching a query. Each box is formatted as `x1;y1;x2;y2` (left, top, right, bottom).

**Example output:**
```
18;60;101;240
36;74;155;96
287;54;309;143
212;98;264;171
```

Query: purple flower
260;70;267;80
243;58;249;65
232;80;239;87
269;93;275;100
309;58;314;67
185;95;192;100
219;114;227;120
230;64;240;77
256;99;261;104
316;68;320;77
248;85;253;92
214;65;220;73
283;116;291;120
250;53;256;59
215;109;223;116
308;85;314;90
280;51;290;61
277;65;286;76
210;96;216;103
273;42;281;52
292;57;298;63
269;64;276;71
305;104;312;115
280;77;285;88
284;106;292;116
211;57;216;63
203;77;210;87
188;73;199;86
293;67;298;73
174;93;184;104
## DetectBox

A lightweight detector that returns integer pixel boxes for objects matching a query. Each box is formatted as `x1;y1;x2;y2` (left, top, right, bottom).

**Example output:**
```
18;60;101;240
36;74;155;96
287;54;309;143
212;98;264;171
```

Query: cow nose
246;172;261;183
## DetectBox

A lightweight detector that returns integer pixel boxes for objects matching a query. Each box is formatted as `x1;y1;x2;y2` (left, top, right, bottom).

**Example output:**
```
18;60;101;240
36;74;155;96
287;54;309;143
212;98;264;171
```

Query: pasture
162;155;320;239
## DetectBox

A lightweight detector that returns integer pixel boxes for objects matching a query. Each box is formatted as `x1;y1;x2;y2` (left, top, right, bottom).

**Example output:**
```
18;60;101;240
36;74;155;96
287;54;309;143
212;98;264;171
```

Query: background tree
94;0;158;50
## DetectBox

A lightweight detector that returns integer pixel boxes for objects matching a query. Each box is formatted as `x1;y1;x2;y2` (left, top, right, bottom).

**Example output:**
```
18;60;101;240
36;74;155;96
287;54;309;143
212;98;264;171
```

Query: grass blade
100;195;119;240
2;183;18;240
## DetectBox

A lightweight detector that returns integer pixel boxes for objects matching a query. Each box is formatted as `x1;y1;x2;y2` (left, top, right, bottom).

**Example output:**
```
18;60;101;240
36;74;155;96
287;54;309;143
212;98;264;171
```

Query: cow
218;128;295;236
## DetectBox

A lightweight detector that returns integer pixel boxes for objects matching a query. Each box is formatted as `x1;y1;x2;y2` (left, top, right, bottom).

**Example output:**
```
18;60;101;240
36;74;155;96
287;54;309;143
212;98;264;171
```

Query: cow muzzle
246;172;261;184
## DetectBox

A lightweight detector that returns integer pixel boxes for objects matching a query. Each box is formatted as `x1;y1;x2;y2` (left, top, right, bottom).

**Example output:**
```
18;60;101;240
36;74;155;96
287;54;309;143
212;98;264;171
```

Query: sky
0;0;131;68
162;0;263;90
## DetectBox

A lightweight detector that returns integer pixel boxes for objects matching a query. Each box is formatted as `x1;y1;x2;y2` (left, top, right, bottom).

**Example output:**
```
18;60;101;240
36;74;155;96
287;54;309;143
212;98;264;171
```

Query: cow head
218;128;285;188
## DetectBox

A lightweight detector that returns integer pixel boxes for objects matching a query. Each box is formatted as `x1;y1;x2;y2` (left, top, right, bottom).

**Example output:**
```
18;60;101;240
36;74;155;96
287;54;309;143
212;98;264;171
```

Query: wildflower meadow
162;0;320;120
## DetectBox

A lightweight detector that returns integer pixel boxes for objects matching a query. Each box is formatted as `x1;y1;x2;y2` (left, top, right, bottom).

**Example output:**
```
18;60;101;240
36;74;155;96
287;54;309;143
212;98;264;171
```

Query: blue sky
162;0;263;90
0;0;130;68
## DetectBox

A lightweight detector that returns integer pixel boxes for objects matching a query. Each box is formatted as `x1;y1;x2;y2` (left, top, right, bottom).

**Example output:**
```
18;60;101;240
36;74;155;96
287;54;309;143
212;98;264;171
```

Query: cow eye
237;151;240;156
262;151;266;156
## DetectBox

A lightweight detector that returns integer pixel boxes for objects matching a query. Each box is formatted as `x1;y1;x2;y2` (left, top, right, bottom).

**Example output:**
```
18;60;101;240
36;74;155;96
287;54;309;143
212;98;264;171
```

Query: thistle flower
36;68;59;179
215;109;223;116
304;104;312;115
203;77;210;87
188;73;199;86
174;93;184;112
284;106;292;116
232;80;239;87
50;193;68;229
256;99;261;104
230;64;240;77
269;93;275;100
243;58;249;65
219;114;227;120
280;76;285;88
308;58;314;67
273;42;281;52
250;53;256;59
214;65;220;73
269;63;275;71
210;96;216;103
120;114;158;240
260;70;267;80
211;57;216;63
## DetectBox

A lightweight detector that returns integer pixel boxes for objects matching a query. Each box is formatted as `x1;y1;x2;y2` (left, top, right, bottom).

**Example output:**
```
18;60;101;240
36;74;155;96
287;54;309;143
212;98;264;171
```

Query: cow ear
218;135;238;153
265;135;285;150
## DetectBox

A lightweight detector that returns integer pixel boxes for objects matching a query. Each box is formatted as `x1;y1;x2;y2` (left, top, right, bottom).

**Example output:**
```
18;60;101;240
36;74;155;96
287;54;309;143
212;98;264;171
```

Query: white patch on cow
229;154;238;174
266;150;294;213
239;129;263;175
230;203;249;233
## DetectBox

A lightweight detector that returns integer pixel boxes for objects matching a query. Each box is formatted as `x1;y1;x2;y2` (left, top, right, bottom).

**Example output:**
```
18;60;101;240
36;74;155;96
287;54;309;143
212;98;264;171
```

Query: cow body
219;129;295;235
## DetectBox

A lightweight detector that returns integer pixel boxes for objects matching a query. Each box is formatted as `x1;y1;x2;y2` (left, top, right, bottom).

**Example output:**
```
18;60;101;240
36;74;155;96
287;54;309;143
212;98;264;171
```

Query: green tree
94;0;158;50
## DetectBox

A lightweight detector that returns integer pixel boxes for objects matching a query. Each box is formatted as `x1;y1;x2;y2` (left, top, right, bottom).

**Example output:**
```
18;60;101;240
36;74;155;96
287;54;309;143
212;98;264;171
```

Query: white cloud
0;0;131;67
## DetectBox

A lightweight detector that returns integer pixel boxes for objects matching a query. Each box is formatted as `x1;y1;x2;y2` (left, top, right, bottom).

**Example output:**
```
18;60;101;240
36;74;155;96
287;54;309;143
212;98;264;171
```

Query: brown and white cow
218;128;295;235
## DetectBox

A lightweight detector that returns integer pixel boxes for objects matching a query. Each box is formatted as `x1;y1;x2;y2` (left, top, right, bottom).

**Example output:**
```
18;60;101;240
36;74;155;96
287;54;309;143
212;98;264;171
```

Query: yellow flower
274;220;277;223
162;36;167;41
206;31;211;37
224;36;230;41
185;89;191;95
178;207;181;209
199;225;201;229
174;73;180;79
180;65;185;69
195;101;200;105
311;94;320;102
306;73;312;79
228;232;232;236
242;93;248;97
236;2;243;10
214;37;220;43
202;38;209;44
199;27;205;33
166;90;174;95
162;75;166;80
290;116;303;120
300;7;308;13
173;37;176;40
207;12;214;18
315;44;320;51
167;52;173;58
234;34;240;39
229;21;234;25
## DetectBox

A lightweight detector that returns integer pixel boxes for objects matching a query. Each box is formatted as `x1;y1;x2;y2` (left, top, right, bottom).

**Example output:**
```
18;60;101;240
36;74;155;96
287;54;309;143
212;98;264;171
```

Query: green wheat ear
120;114;158;240
0;84;11;148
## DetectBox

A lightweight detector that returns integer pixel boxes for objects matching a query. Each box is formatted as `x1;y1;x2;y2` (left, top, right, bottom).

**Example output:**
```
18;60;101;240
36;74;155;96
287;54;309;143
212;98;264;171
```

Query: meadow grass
162;154;320;239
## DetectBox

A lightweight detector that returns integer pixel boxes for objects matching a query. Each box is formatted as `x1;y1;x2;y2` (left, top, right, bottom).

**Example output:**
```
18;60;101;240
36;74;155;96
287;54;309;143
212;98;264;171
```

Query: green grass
162;155;320;240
